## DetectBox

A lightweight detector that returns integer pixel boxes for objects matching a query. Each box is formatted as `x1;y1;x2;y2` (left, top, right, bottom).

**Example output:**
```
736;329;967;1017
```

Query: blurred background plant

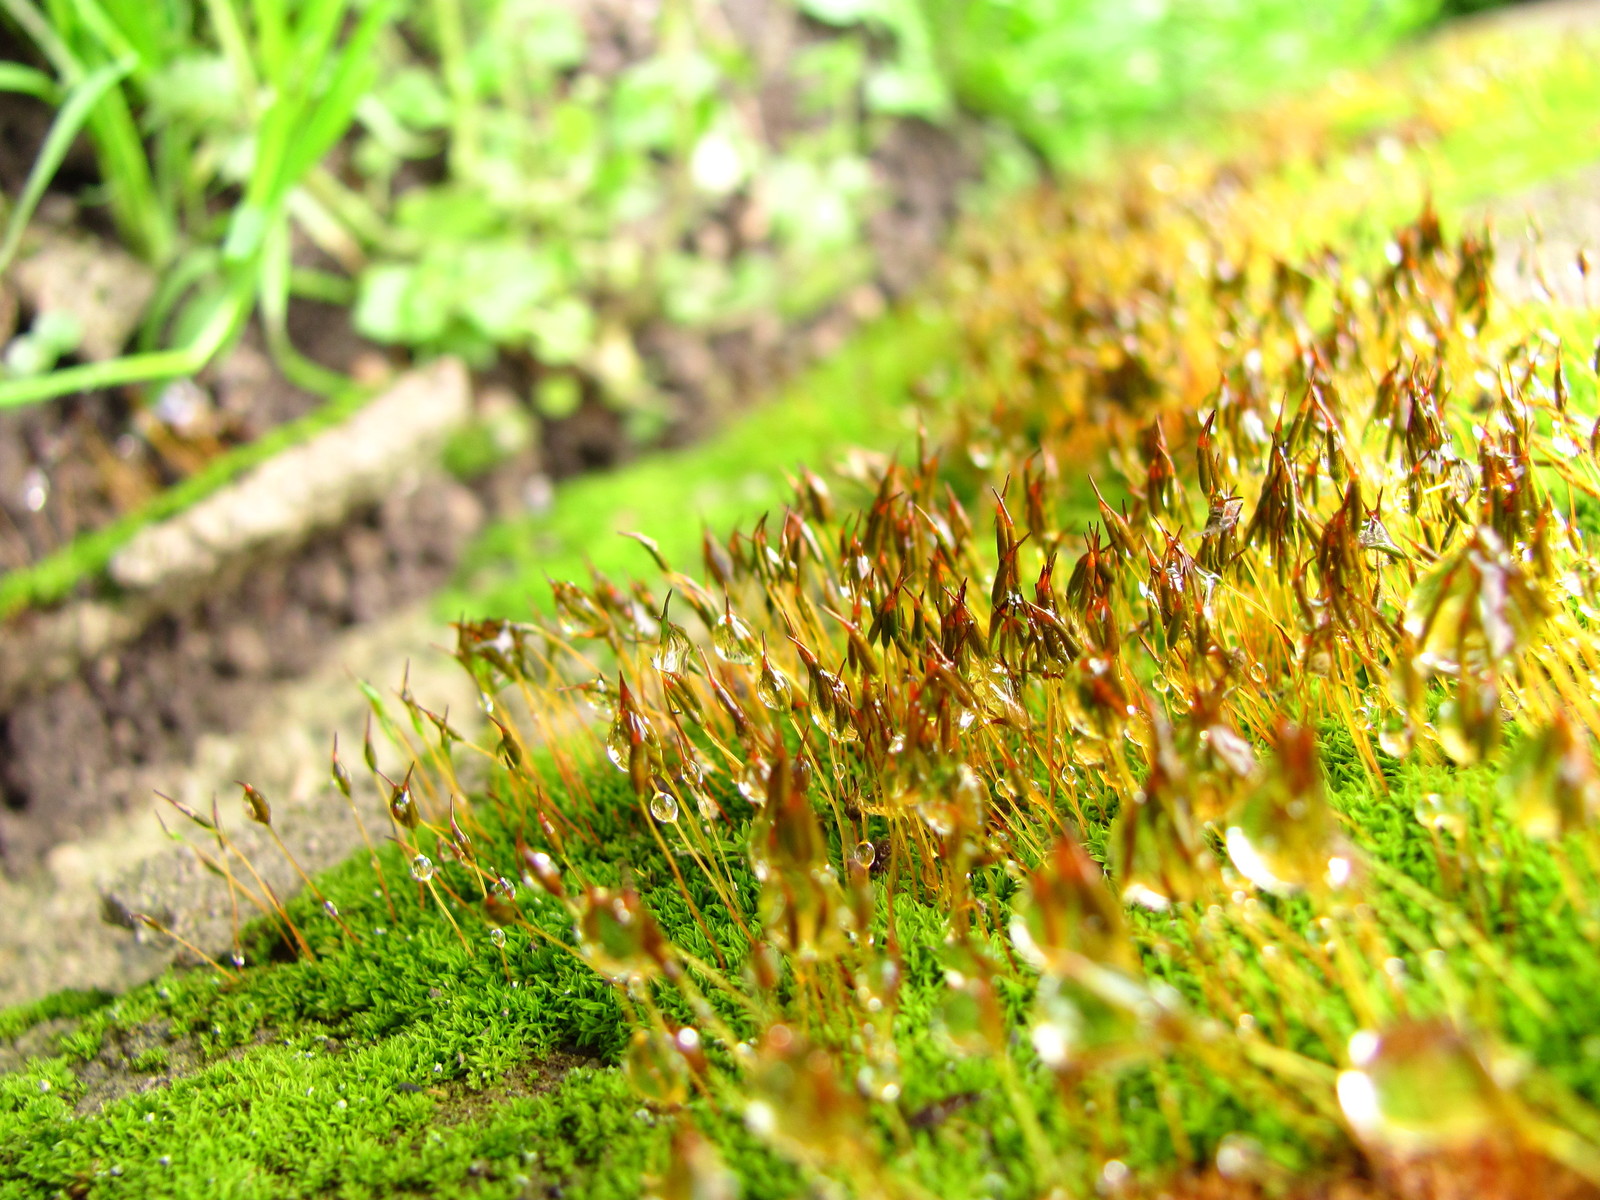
0;0;1484;429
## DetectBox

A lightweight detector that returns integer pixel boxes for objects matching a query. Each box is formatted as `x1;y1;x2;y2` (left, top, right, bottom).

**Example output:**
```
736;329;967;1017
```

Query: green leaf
143;53;239;124
394;184;502;240
504;0;586;71
865;60;952;119
377;66;453;131
353;263;428;344
530;297;596;365
458;243;567;342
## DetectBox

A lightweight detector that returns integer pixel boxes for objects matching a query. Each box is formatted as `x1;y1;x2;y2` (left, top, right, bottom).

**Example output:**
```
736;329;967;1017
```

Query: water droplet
577;676;614;719
1501;716;1600;839
1378;714;1413;758
712;611;757;664
738;757;771;804
745;1099;777;1136
649;791;680;823
1413;792;1468;839
1215;1133;1266;1181
490;928;507;948
687;788;716;820
1224;728;1346;896
323;900;339;918
1099;1159;1131;1194
853;841;876;868
622;1028;691;1107
410;854;435;883
390;785;417;828
756;654;792;711
606;709;655;772
1337;1022;1505;1153
20;467;47;512
652;621;693;674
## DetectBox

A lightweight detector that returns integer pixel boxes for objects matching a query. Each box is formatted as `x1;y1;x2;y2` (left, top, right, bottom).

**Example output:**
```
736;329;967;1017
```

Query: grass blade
0;273;250;410
0;0;81;78
0;62;61;100
0;55;133;276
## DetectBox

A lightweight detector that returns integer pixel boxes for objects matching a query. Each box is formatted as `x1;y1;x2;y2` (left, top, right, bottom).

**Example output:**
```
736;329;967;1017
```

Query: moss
0;989;113;1042
9;16;1600;1200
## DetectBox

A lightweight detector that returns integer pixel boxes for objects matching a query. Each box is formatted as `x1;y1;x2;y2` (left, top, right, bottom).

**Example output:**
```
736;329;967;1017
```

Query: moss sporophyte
132;165;1600;1194
18;28;1600;1200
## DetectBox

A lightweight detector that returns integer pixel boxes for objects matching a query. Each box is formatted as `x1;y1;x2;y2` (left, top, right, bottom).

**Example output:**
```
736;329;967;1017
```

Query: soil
0;474;484;866
0;320;332;574
0;595;486;1007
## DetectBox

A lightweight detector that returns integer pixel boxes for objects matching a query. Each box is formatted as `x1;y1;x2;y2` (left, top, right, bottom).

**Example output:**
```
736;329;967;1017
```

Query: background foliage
1;0;1454;418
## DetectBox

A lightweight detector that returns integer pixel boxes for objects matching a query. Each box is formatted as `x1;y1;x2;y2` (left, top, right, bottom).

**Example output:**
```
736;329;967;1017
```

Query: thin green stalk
0;0;79;78
0;62;60;100
429;0;478;176
0;56;133;275
201;0;259;108
0;278;249;409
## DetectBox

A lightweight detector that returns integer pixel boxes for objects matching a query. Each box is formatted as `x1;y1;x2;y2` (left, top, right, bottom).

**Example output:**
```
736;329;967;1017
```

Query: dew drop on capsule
756;653;792;711
649;791;679;823
578;675;614;719
738;757;770;804
605;715;631;772
712;611;757;664
853;841;876;869
489;928;507;949
410;854;435;883
651;622;693;674
1378;715;1413;758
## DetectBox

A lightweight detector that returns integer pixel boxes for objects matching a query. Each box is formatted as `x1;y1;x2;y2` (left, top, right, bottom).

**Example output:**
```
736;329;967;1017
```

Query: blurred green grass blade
0;62;59;99
91;0;171;63
0;55;133;276
137;246;222;353
34;0;174;259
258;214;349;394
0;273;250;409
251;0;290;82
0;0;80;78
291;0;353;84
226;0;389;264
81;73;172;259
280;0;393;184
200;0;259;101
61;0;140;67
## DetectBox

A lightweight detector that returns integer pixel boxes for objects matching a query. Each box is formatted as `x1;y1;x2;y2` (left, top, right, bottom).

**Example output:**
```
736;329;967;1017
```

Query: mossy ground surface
5;16;1600;1200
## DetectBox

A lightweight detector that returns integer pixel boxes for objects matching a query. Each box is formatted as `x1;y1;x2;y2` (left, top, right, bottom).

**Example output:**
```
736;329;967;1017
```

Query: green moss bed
5;17;1600;1200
